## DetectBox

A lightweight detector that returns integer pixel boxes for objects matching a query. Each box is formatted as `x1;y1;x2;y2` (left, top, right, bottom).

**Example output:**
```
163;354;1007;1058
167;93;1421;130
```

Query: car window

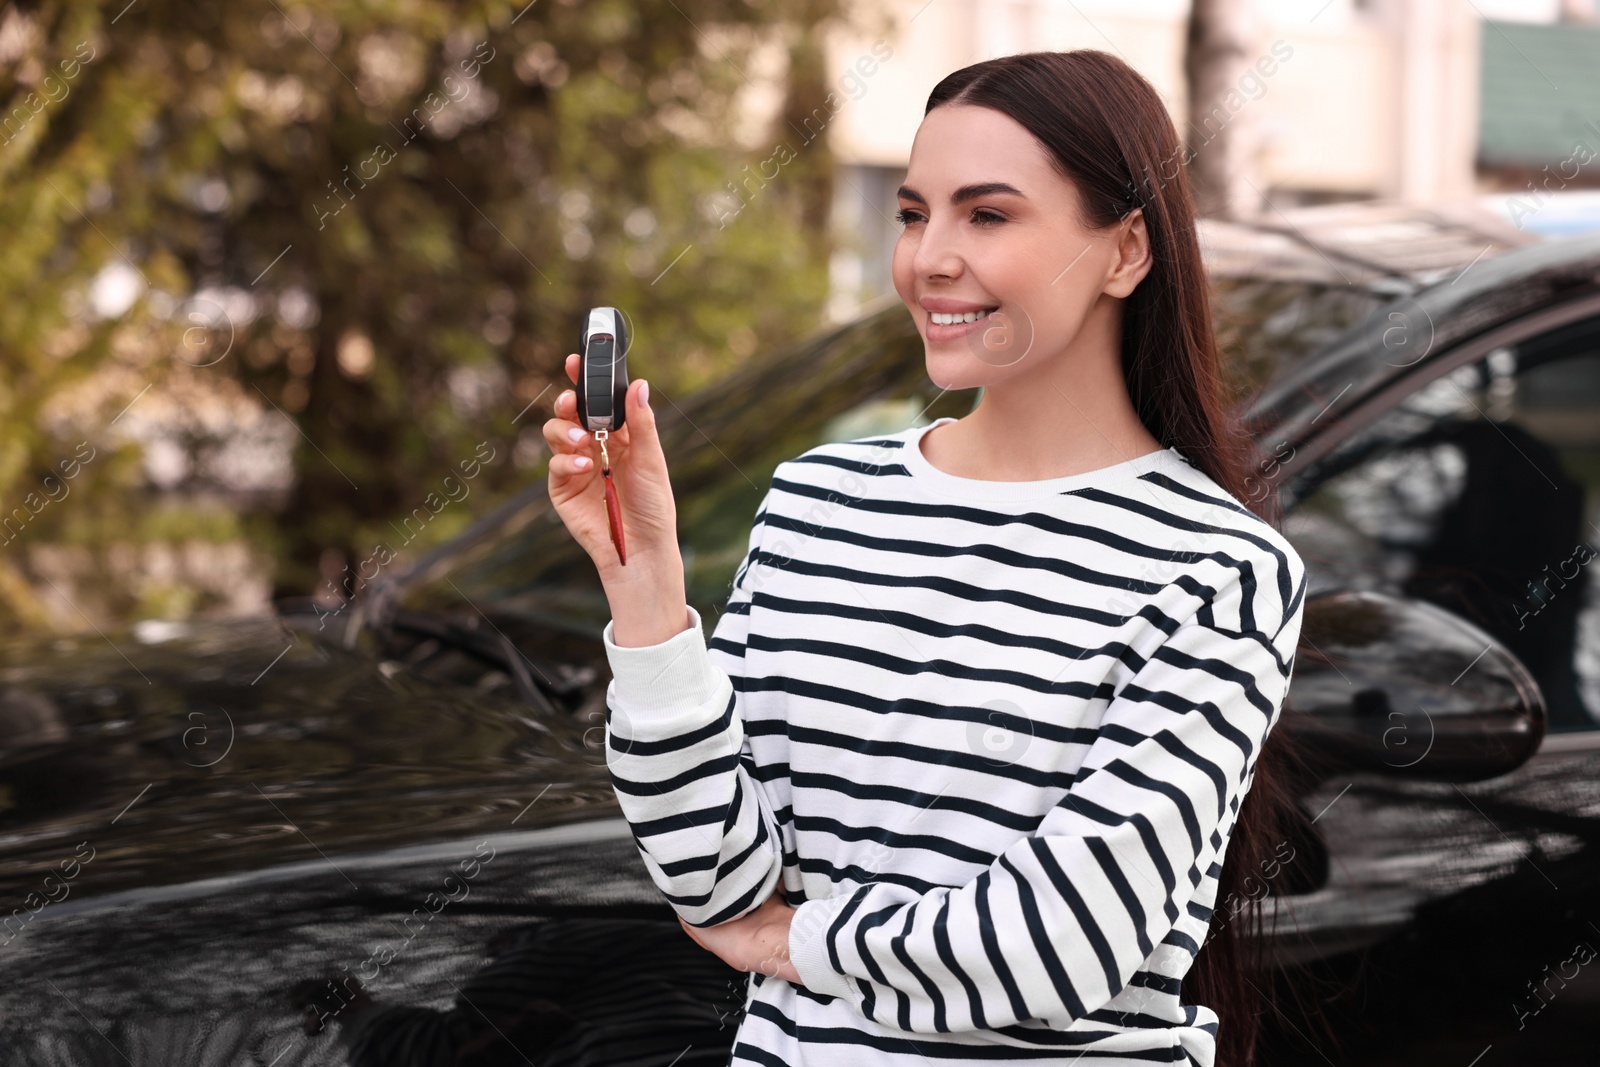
1284;318;1600;731
1210;277;1387;404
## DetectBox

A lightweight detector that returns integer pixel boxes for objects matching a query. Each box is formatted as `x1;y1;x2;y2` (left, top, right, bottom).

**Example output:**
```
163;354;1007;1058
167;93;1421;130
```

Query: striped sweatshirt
601;416;1308;1067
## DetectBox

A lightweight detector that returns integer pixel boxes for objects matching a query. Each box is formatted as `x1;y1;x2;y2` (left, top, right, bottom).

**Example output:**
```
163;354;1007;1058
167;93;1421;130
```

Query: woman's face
891;103;1147;392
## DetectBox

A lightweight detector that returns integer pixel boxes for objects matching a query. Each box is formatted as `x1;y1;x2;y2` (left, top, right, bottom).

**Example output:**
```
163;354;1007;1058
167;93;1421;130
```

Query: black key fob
578;307;630;433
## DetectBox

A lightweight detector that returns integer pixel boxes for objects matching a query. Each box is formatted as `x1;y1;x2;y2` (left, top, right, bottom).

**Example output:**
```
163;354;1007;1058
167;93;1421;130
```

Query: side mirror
1281;591;1545;782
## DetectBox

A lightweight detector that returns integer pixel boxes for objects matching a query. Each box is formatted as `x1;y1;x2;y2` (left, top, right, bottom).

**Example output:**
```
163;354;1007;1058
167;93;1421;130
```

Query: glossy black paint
1284;591;1546;783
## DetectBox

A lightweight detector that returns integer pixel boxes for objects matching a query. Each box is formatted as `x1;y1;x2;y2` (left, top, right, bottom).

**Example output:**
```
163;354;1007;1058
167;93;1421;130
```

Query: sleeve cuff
788;894;856;998
602;605;727;737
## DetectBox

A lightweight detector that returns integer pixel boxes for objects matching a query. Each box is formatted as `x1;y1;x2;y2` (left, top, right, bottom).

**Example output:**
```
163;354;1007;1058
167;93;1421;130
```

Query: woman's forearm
601;548;691;647
600;547;789;932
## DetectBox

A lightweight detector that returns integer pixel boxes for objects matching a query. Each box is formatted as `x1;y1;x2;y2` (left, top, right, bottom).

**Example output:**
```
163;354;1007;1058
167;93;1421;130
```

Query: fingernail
568;427;586;442
574;456;591;469
640;379;649;408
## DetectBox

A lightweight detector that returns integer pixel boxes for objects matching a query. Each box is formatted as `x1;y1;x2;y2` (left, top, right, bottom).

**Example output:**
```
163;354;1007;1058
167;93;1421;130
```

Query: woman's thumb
630;379;661;451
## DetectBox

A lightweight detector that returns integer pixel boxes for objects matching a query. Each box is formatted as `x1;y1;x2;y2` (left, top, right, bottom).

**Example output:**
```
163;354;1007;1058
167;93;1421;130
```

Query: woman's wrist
755;910;801;984
601;548;690;647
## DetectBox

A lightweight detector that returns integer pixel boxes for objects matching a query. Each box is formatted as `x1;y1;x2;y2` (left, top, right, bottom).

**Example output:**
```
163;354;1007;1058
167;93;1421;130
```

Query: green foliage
0;0;846;629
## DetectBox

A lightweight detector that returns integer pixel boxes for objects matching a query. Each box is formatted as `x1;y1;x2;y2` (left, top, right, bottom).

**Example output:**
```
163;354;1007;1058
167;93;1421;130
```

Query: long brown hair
925;50;1320;1066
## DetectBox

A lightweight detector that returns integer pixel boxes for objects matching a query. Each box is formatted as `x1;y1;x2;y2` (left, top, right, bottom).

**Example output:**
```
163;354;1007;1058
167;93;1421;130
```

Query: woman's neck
922;329;1164;483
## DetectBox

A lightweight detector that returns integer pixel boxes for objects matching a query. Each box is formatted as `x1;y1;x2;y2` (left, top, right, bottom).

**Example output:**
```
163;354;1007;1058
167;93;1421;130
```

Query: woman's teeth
930;308;997;326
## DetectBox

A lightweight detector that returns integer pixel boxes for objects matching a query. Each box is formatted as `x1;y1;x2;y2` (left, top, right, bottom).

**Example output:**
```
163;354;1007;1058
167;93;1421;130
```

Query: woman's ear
1102;209;1153;299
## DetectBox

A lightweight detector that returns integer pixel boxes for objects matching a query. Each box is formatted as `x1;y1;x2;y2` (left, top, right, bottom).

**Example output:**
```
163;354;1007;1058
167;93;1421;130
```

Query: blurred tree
1183;0;1262;219
0;0;849;626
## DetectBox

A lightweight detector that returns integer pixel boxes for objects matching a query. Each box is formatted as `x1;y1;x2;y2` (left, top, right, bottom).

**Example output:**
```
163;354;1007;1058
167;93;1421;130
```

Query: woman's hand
544;354;677;576
544;355;689;646
678;889;802;985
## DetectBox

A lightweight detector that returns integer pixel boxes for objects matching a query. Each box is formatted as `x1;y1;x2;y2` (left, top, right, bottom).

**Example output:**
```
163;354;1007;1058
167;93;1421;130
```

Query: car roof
1243;228;1600;453
1198;199;1535;287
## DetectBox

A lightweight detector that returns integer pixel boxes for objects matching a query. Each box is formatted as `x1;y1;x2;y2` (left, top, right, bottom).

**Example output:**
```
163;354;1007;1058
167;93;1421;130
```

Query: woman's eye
893;208;1005;227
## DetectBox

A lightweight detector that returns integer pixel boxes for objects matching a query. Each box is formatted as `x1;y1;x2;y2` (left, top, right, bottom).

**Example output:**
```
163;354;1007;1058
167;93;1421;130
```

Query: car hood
0;614;619;905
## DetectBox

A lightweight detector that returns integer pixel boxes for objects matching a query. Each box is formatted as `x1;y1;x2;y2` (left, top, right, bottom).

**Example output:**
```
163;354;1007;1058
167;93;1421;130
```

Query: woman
545;49;1308;1067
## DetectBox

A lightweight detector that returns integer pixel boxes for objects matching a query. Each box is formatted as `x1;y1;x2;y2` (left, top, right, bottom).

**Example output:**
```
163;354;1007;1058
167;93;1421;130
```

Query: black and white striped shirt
602;416;1307;1067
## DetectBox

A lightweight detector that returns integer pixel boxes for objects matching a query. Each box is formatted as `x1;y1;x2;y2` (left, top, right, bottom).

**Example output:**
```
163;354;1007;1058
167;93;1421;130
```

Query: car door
1283;315;1600;734
1257;308;1600;1058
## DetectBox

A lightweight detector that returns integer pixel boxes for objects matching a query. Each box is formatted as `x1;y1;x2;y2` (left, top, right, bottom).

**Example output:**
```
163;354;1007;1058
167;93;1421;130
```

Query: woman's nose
912;221;964;282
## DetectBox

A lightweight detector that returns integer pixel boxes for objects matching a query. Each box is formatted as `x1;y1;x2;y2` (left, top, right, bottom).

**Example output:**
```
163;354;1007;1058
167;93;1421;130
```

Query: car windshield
395;279;1378;636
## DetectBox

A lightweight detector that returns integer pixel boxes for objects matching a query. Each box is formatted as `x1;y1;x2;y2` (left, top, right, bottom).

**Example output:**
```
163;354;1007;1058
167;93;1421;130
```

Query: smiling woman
554;49;1310;1067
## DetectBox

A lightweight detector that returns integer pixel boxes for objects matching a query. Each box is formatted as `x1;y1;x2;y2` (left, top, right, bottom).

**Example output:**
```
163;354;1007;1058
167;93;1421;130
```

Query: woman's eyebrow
896;181;1027;204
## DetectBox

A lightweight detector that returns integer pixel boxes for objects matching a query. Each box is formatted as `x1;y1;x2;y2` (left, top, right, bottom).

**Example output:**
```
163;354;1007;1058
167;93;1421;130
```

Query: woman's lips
925;307;999;343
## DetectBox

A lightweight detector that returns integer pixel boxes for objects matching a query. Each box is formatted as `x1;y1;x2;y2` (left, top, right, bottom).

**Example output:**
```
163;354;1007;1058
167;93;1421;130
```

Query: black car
1;226;1597;1065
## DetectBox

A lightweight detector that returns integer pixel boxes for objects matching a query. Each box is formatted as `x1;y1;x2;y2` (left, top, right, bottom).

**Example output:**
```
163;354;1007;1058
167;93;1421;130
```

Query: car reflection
284;917;739;1067
1284;590;1545;781
2;824;747;1067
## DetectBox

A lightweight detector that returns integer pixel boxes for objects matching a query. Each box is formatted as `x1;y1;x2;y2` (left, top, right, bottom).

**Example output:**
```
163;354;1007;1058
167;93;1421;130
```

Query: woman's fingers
545;389;606;454
616;379;658;467
549;382;640;460
547;453;592;504
549;451;594;481
543;400;590;453
545;372;650;492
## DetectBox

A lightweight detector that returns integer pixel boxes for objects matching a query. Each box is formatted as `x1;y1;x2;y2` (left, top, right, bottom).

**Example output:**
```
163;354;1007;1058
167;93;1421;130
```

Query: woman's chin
923;354;990;393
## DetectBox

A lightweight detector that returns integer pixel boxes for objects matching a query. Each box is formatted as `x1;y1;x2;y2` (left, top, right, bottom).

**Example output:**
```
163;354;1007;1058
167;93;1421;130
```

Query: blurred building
1476;3;1600;237
812;0;1600;319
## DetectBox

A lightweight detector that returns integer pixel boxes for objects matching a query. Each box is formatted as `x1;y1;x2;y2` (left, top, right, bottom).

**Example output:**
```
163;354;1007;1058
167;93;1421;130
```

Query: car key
577;307;630;565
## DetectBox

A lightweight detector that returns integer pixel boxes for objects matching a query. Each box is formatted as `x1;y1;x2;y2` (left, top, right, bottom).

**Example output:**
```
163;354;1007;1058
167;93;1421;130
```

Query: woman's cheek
891;240;919;305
